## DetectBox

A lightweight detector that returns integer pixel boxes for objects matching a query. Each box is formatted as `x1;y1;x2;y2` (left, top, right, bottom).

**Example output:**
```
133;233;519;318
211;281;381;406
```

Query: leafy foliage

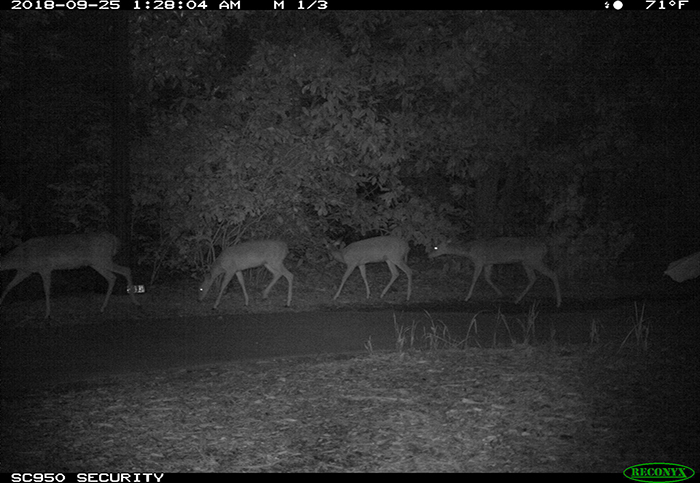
6;11;681;283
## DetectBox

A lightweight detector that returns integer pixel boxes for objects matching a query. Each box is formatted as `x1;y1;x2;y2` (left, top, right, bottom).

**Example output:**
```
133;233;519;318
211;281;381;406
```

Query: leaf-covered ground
2;340;697;472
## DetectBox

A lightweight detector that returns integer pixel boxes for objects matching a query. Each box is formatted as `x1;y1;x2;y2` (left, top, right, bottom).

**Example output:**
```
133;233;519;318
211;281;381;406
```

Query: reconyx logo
624;463;695;483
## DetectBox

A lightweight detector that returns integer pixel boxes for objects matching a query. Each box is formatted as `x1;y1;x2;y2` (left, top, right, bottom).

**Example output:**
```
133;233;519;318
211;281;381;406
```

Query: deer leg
235;271;250;306
333;265;357;300
514;265;537;304
0;270;53;318
533;264;562;307
262;265;294;307
395;260;412;301
0;270;34;306
91;266;117;313
283;270;293;307
380;261;400;299
274;265;294;307
213;272;236;309
482;265;504;297
465;263;484;302
262;266;282;300
41;271;52;319
106;263;139;306
358;264;371;298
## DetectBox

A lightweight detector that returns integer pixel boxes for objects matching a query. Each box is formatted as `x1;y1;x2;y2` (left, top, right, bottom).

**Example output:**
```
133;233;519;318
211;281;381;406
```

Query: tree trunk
109;12;133;264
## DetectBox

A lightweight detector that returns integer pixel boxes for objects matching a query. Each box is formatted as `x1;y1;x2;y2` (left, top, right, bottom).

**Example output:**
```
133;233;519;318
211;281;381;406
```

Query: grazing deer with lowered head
199;240;294;309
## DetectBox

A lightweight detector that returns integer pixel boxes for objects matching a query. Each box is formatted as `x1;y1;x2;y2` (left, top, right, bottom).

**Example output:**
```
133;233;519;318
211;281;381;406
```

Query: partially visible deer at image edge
0;233;140;318
429;237;562;307
664;250;700;283
198;240;294;309
330;236;413;301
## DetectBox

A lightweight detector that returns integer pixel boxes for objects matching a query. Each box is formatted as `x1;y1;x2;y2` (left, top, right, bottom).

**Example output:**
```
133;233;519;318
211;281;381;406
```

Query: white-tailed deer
430;237;561;307
664;250;700;282
0;233;140;318
330;236;412;301
198;240;293;309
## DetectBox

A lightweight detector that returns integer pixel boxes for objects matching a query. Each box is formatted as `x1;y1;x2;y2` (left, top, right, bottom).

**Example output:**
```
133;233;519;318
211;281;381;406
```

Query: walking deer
198;240;293;309
430;237;561;307
0;233;140;318
330;236;412;301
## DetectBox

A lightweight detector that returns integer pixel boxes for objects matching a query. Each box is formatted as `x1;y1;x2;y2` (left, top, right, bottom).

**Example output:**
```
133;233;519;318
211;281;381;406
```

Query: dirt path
1;302;641;395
